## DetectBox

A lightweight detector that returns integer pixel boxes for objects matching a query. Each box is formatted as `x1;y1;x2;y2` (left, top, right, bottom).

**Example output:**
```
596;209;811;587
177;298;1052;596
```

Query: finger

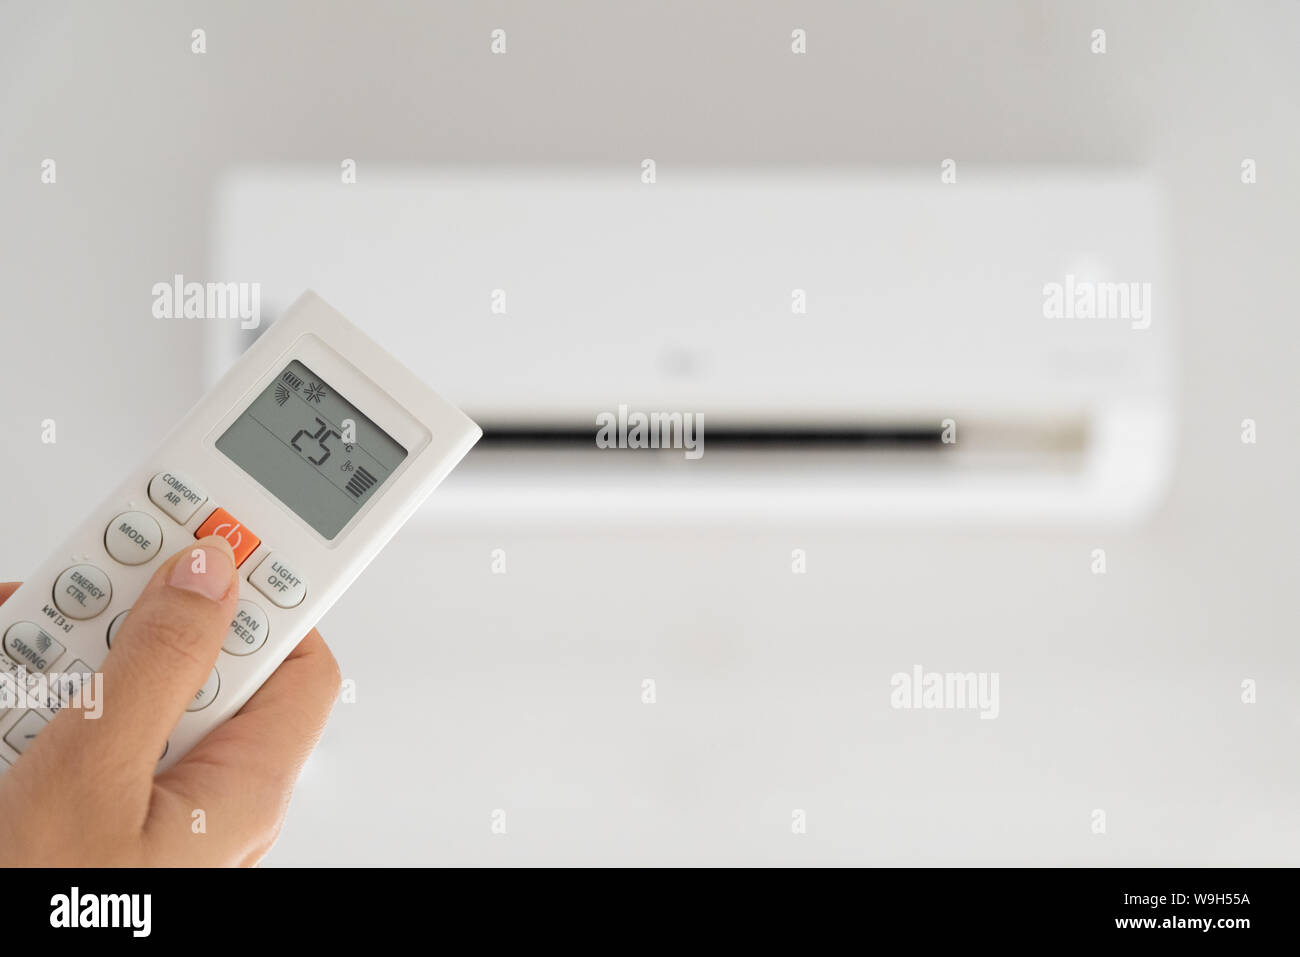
73;536;239;786
147;629;341;865
0;582;19;606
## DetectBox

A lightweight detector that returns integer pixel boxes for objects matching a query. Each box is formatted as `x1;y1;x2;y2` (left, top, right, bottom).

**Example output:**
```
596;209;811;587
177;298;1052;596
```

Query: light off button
53;564;112;620
250;553;307;609
223;600;269;656
3;622;66;672
104;511;163;565
148;470;208;524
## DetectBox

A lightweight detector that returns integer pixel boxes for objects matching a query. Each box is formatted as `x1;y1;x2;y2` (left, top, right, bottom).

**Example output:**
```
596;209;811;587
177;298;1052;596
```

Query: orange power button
195;508;261;567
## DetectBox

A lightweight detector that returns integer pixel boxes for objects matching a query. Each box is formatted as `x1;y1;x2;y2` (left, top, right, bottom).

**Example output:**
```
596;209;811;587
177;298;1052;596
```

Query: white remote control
0;291;480;771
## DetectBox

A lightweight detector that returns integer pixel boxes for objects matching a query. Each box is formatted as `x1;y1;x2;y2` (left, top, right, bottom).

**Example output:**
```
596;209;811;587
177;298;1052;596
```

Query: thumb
80;536;239;780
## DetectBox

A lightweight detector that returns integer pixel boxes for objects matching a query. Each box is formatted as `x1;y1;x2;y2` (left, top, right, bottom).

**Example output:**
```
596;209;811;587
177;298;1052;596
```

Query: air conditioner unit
209;167;1173;527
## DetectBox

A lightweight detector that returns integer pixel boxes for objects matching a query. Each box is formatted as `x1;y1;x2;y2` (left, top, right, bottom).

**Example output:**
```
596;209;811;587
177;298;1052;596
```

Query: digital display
216;360;407;538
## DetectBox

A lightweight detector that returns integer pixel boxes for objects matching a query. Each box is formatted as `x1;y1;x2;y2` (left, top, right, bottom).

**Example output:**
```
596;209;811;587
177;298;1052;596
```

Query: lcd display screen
216;360;407;538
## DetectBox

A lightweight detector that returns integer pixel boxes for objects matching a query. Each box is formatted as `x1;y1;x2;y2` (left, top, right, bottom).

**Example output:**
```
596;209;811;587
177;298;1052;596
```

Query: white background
1;1;1297;864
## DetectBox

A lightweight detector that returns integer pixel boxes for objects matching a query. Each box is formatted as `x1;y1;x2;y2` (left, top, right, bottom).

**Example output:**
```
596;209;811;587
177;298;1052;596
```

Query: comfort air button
195;507;260;567
148;470;208;524
249;553;307;609
53;564;113;620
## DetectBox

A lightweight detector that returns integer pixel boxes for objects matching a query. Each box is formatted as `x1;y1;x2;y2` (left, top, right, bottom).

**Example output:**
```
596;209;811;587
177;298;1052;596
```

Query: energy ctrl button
249;553;307;609
53;565;112;620
195;508;260;567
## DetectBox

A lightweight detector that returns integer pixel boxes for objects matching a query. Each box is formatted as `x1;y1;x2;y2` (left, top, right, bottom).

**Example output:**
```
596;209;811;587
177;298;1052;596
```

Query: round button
187;668;220;712
222;600;269;656
53;564;112;620
104;511;163;565
106;609;131;648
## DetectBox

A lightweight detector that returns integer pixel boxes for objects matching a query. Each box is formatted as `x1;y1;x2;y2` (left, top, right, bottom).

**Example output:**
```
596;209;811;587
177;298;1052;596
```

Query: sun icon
304;382;328;403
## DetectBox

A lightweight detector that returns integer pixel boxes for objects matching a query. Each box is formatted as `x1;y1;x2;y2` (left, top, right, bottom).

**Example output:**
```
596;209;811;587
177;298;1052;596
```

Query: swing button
195;508;260;567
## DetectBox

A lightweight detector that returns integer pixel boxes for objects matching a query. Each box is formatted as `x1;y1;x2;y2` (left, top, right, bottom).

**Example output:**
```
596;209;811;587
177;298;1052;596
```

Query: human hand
0;536;340;866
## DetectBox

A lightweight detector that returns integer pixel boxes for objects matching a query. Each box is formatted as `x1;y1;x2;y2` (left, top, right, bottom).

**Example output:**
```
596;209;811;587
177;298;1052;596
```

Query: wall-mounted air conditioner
210;167;1173;526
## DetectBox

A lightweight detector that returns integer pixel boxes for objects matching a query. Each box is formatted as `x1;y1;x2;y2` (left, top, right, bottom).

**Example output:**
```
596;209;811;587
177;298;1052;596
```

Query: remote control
0;291;480;771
